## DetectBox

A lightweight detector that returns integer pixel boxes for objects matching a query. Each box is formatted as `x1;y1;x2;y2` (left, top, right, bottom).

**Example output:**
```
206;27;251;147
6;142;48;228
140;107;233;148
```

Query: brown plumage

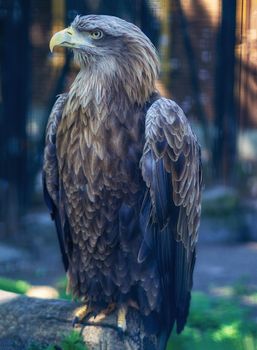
43;15;202;347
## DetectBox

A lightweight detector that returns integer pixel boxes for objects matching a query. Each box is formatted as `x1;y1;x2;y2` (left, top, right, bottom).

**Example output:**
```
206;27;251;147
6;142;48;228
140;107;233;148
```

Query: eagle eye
89;30;103;40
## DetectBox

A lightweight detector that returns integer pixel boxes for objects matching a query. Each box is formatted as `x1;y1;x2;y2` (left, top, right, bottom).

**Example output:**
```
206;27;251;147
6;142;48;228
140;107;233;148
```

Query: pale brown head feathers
69;15;160;106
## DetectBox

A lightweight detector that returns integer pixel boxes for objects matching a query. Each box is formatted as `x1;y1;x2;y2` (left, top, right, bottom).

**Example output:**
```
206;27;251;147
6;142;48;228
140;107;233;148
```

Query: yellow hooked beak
49;26;94;52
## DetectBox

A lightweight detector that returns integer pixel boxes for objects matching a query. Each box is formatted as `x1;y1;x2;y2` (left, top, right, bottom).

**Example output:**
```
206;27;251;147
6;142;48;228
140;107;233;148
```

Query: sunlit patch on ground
210;286;234;297
248;242;257;251
26;286;59;299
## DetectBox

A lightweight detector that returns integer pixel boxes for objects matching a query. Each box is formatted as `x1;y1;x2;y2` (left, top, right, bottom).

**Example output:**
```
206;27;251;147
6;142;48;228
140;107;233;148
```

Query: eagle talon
72;304;91;327
72;316;79;328
117;306;127;334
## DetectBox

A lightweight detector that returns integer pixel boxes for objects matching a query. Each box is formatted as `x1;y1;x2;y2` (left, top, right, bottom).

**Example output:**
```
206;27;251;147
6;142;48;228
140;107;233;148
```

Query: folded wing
42;93;72;271
140;97;202;333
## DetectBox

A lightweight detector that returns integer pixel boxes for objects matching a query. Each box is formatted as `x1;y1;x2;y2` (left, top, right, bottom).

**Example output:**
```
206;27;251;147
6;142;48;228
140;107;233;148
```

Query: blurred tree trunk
160;0;171;87
174;0;210;151
213;0;237;182
1;0;31;235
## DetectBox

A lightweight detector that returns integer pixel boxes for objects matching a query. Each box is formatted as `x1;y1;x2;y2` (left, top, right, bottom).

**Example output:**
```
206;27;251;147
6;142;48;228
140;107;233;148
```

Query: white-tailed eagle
43;15;202;349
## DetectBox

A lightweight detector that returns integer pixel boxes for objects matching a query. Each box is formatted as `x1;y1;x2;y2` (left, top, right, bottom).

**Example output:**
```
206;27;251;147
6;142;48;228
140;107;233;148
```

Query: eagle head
50;15;159;103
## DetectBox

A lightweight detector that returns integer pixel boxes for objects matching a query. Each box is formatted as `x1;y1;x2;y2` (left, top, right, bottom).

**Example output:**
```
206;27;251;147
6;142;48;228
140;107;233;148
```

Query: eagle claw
72;304;91;327
117;306;127;336
72;316;80;328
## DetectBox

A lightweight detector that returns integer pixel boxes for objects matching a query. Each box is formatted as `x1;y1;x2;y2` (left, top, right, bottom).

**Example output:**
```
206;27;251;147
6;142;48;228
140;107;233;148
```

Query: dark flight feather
43;94;72;272
140;97;202;333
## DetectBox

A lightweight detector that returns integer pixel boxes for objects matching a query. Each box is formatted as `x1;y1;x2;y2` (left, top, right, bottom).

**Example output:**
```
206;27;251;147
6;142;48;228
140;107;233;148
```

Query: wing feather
140;97;202;333
43;93;71;271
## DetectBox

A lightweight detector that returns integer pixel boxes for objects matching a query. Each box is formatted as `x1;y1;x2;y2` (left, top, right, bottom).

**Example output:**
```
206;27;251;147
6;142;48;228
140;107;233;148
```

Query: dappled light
168;291;257;349
26;286;59;299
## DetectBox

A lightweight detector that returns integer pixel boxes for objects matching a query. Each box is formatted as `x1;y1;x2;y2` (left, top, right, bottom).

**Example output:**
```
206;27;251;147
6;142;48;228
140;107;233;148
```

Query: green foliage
233;277;252;296
27;331;88;350
167;292;257;350
201;188;239;217
245;292;257;305
55;277;73;301
0;276;31;294
27;345;44;350
57;331;88;350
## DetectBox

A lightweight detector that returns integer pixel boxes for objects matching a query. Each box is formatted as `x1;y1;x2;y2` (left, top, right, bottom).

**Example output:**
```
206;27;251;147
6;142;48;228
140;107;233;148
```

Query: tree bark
0;291;158;350
213;0;237;182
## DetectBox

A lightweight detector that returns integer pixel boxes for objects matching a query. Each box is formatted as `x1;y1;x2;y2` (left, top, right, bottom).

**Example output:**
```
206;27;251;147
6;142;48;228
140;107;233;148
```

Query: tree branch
0;291;158;350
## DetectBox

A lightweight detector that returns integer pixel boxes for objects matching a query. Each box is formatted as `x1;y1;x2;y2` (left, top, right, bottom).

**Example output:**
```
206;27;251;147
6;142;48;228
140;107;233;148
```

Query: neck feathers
65;49;158;119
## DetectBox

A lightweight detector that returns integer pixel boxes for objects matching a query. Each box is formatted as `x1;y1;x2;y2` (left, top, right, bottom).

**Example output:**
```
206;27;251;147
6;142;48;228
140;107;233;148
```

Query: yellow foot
117;305;127;333
72;304;92;327
86;303;117;324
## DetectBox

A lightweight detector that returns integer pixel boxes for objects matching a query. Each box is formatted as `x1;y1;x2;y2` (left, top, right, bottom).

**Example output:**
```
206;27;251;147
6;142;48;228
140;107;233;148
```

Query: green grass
28;331;88;350
55;276;72;300
167;292;257;350
0;276;31;294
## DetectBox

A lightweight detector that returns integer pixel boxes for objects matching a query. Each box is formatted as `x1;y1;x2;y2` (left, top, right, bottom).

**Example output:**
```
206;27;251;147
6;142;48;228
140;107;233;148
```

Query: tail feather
157;329;171;350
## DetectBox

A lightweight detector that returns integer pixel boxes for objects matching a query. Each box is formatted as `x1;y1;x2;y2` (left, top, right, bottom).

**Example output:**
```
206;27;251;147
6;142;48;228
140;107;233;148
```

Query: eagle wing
140;97;202;333
43;93;71;271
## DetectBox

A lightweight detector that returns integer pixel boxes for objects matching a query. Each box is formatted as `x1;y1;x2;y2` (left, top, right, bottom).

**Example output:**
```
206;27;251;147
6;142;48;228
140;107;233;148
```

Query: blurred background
0;0;257;349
